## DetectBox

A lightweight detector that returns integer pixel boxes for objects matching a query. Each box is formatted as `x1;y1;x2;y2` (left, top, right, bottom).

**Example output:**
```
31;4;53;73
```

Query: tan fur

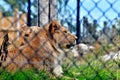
2;20;77;76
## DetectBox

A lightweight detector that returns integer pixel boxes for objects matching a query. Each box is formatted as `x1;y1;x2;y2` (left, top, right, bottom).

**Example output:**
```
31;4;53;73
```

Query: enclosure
0;0;120;80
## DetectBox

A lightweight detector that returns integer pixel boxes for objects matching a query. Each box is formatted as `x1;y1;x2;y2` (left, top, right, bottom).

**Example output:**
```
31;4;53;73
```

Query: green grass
61;58;120;80
0;69;55;80
0;59;119;80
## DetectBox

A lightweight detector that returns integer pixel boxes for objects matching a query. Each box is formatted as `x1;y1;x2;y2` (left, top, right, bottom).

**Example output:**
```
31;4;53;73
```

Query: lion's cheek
53;33;63;42
67;34;76;43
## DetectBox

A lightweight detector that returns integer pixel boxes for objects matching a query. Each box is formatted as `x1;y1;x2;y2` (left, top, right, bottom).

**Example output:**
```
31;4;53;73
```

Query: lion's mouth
66;43;75;49
59;42;76;49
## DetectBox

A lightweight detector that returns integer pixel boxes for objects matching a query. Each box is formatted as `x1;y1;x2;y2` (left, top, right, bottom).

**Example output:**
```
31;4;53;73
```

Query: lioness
17;24;42;46
1;20;77;76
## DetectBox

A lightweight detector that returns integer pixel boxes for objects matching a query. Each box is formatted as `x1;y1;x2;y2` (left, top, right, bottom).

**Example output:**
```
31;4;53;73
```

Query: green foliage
0;5;4;12
0;59;119;80
0;0;26;16
0;0;36;17
0;69;55;80
5;0;27;12
61;59;119;80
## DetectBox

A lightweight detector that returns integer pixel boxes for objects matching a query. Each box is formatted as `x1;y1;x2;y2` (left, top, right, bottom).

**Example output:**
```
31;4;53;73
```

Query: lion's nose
74;36;77;39
71;34;77;39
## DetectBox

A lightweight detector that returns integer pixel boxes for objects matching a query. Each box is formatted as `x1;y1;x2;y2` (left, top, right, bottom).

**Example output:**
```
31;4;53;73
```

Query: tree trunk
49;0;58;22
38;0;57;27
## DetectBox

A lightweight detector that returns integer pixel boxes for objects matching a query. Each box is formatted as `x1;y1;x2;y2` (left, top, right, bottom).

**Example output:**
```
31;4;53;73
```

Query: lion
1;20;77;76
17;24;42;46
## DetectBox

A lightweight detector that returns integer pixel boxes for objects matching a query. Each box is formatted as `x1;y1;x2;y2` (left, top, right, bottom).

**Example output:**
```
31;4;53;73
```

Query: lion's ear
48;22;59;39
49;23;60;34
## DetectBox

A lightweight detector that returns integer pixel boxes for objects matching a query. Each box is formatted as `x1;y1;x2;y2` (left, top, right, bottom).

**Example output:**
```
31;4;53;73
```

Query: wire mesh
0;0;120;79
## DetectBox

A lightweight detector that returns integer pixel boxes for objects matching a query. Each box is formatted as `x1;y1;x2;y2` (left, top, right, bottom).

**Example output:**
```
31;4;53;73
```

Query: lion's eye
55;25;60;30
24;34;29;37
64;31;67;33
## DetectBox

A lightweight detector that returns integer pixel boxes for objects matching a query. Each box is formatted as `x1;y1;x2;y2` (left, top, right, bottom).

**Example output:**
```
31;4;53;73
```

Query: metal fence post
76;0;80;44
38;0;40;27
27;0;31;26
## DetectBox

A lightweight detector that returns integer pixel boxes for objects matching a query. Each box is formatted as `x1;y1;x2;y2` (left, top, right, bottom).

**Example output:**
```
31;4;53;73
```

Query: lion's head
19;24;41;45
47;20;77;49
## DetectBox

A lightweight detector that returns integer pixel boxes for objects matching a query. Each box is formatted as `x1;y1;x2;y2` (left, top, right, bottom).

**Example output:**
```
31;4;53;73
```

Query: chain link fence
0;0;120;79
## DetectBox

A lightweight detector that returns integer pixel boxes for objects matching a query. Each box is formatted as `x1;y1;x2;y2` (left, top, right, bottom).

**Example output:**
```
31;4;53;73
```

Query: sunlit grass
1;55;119;80
61;55;119;80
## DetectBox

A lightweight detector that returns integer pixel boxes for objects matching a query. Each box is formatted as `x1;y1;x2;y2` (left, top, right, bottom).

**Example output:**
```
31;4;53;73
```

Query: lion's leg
53;57;63;77
53;65;63;77
48;51;64;76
